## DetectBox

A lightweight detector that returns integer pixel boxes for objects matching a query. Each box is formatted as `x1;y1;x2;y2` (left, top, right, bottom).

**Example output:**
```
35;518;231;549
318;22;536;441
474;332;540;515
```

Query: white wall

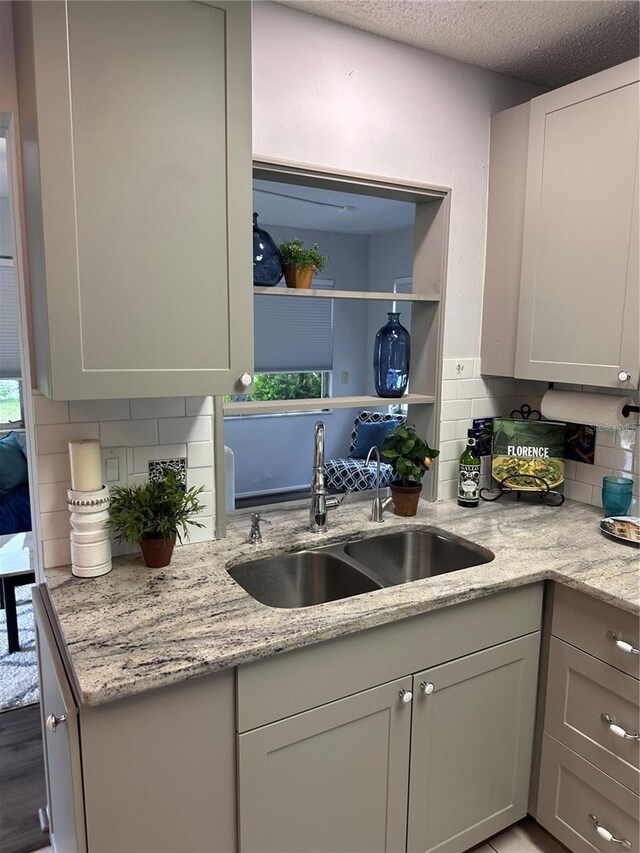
252;2;545;360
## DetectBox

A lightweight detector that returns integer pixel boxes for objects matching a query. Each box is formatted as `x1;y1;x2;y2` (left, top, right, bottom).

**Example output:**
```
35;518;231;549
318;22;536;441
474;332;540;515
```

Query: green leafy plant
278;238;328;273
381;423;440;487
108;469;205;544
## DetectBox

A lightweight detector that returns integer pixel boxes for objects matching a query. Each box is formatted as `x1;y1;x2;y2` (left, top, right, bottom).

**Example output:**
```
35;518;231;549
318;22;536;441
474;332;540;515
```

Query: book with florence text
491;418;567;494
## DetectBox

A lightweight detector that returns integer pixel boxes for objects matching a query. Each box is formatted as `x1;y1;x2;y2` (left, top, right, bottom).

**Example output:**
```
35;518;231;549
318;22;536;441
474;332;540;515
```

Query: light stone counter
43;497;639;706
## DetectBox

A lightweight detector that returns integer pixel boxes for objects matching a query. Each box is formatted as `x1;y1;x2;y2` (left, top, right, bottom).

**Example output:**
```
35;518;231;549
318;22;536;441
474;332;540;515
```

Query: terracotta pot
139;537;176;568
283;263;315;289
390;483;422;517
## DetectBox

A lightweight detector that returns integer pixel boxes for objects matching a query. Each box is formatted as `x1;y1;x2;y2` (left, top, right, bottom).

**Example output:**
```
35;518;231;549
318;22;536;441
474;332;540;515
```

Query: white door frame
1;111;44;583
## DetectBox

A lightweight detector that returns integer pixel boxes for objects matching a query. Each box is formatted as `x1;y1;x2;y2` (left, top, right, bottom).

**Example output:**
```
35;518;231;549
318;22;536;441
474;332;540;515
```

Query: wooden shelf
253;286;440;302
224;394;435;416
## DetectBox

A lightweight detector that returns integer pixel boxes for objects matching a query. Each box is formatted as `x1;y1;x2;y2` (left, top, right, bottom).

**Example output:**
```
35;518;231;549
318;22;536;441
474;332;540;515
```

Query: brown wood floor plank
0;705;48;853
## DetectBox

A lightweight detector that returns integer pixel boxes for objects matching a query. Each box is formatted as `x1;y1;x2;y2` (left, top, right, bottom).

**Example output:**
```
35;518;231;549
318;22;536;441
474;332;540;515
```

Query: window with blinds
0;259;21;380
254;279;334;373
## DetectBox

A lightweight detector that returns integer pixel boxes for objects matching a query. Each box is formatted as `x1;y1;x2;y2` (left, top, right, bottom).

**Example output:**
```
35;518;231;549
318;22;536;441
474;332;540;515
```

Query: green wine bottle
458;429;480;508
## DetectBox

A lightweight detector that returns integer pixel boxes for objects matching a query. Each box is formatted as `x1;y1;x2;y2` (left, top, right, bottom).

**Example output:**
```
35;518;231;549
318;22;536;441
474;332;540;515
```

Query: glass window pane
0;380;22;424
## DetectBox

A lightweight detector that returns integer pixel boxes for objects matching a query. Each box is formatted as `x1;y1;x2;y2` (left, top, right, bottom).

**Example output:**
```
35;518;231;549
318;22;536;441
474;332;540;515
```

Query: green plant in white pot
108;469;205;568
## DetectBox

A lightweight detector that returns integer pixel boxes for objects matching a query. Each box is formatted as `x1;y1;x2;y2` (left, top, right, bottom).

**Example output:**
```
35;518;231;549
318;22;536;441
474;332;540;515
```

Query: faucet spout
365;445;393;523
310;421;348;533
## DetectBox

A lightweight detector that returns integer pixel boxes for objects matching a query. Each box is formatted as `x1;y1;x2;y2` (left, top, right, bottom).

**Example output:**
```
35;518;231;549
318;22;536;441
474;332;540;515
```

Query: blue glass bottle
374;312;410;398
253;213;283;286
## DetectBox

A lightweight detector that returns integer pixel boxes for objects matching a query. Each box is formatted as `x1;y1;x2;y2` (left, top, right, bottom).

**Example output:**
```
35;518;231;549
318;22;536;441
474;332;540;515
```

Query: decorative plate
599;516;640;547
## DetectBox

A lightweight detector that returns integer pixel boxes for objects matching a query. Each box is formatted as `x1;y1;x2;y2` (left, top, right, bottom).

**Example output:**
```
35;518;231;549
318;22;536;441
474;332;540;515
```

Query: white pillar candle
69;439;103;492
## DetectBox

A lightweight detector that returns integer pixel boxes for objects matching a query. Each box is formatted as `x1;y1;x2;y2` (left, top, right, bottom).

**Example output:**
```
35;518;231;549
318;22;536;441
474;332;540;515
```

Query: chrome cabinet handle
618;371;631;382
607;631;640;655
602;714;640;741
398;689;413;704
420;681;435;695
239;373;253;387
46;713;67;733
589;815;632;848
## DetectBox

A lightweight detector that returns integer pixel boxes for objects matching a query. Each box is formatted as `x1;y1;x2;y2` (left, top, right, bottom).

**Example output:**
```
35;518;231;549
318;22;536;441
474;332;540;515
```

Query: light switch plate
101;446;127;488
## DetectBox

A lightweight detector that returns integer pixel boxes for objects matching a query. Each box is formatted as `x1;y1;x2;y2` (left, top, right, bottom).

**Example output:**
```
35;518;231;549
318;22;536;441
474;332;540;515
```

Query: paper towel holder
621;403;639;418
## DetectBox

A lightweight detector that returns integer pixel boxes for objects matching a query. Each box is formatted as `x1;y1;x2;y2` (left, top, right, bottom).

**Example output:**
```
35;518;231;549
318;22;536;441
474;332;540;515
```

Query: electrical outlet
101;446;127;488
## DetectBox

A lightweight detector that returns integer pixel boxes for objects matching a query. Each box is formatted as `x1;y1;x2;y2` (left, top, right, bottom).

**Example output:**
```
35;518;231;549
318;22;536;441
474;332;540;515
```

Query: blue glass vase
253;213;283;286
374;312;410;398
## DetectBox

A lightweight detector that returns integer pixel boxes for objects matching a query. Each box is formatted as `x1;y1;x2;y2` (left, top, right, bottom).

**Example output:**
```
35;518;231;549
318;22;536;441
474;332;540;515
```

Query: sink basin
228;550;382;608
343;530;494;586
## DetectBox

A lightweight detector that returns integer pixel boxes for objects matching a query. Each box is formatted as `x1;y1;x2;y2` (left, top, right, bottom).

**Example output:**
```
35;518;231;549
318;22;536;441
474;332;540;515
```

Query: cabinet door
516;60;639;388
407;633;540;853
33;587;86;853
15;1;252;399
238;676;412;853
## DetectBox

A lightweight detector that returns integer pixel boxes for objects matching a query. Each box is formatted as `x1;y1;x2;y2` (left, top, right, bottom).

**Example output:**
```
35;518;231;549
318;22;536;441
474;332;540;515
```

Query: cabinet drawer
545;637;639;794
237;584;543;732
552;586;639;679
538;733;639;853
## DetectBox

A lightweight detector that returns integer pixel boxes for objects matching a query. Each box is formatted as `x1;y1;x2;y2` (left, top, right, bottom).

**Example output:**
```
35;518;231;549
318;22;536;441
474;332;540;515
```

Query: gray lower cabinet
238;676;413;853
407;634;540;853
13;0;253;400
33;588;86;853
237;626;542;852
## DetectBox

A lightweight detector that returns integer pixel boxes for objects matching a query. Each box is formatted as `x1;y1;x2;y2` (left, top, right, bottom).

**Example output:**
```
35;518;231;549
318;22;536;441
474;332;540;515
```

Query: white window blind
0;259;21;380
254;279;334;372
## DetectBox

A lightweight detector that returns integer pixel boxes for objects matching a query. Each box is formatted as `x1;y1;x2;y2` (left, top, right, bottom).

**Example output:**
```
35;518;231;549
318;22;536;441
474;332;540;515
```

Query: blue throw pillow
350;420;402;460
0;431;29;497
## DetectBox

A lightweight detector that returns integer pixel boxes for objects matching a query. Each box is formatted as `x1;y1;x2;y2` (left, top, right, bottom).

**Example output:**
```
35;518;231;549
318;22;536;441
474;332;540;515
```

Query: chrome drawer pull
602;714;640;741
607;632;640;656
590;815;632;849
46;713;67;733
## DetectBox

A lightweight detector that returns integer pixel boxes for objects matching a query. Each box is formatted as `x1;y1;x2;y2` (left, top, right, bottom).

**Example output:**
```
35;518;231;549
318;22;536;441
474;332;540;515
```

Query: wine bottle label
458;465;480;502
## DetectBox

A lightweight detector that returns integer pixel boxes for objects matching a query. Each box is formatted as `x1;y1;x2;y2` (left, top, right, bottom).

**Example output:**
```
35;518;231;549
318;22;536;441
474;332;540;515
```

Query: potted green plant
278;238;328;289
108;469;205;568
381;423;439;516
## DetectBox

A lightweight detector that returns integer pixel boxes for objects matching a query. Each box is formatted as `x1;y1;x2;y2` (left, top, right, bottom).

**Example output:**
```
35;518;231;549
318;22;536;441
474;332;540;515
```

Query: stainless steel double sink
228;529;495;609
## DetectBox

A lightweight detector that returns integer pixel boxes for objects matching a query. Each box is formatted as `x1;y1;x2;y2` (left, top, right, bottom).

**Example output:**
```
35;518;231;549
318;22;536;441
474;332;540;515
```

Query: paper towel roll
541;390;634;428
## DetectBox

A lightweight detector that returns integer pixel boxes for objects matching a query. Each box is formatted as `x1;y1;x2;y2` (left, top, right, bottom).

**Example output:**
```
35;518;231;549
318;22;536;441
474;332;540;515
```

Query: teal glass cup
601;476;633;517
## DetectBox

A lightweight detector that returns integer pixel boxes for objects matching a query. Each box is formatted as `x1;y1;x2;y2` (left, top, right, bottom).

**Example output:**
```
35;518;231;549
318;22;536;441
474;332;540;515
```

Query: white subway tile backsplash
33;394;70;425
36;452;71;484
565;480;593;504
69;399;130;423
130;397;185;420
442;359;474;381
471;397;501;419
438;460;459;481
187;441;214;469
441;380;459;401
38;482;70;513
195;491;214;516
186;396;214;416
438;479;458;500
575;463;614;488
132;444;187;475
187;467;214;493
42;538;71;569
439;421;458;442
441;399;472;421
100;419;158;448
440;440;466;462
159;416;212;445
36;422;100;455
183;516;214;544
459;378;488;399
127;473;149;488
594;444;634;472
41;510;70;541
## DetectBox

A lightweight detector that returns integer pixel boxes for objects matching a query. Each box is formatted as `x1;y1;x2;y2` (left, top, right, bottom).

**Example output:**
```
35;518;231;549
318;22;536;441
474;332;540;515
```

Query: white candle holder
67;486;112;578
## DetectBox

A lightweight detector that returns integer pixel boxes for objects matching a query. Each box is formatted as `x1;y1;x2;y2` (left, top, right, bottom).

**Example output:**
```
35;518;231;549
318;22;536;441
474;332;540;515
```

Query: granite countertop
44;497;639;707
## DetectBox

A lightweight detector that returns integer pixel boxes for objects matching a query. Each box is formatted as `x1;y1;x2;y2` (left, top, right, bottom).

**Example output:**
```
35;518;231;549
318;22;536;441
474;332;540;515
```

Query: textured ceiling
279;0;639;87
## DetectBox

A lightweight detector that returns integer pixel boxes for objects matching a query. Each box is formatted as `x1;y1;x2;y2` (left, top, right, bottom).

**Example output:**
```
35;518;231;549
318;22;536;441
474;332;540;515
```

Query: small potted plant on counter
381;423;439;516
108;469;205;568
278;238;328;289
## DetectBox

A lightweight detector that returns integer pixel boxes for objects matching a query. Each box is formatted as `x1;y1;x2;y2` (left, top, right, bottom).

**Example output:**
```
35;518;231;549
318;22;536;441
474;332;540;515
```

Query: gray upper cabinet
14;1;253;400
238;676;413;853
407;633;540;853
515;59;639;389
